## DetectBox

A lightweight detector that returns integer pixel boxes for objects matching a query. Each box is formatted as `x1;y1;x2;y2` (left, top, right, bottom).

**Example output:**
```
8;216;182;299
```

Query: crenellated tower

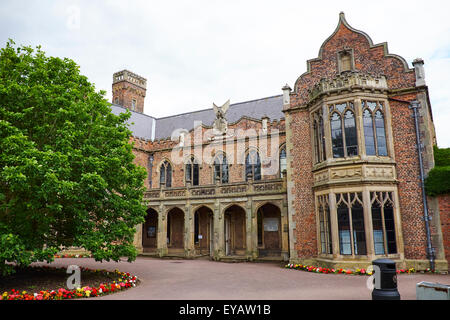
112;70;147;113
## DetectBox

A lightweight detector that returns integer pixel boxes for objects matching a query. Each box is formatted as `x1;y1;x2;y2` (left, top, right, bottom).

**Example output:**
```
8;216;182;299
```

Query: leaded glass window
362;101;388;156
185;156;199;186
160;161;172;188
371;192;397;255
214;153;229;184
246;150;261;181
329;102;358;158
313;109;326;163
336;192;366;255
318;194;332;254
279;147;287;178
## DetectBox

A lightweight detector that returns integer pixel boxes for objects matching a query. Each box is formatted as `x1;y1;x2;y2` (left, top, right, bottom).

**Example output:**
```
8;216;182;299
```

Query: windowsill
312;156;395;172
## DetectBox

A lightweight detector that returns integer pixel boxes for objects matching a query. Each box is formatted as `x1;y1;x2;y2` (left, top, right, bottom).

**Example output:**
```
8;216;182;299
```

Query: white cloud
1;0;449;146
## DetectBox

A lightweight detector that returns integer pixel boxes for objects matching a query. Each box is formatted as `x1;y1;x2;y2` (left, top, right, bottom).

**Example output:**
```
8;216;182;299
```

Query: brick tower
112;70;147;113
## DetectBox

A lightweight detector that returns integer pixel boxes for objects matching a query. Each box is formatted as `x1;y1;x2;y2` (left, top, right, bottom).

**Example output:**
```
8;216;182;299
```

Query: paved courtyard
37;257;450;300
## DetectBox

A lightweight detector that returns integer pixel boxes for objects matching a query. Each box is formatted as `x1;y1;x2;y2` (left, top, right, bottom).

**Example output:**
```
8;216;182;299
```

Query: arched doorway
224;205;246;256
167;207;185;254
142;208;158;253
257;203;281;257
194;206;214;257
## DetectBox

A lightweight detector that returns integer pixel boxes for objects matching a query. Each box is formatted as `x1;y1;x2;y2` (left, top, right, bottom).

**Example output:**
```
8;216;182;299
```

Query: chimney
112;70;147;113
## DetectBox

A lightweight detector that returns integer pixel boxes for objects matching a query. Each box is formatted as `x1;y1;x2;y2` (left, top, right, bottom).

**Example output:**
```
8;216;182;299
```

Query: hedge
425;146;450;196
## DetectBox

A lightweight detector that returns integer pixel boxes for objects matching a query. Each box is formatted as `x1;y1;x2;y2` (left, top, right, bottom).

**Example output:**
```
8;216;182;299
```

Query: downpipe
410;100;436;271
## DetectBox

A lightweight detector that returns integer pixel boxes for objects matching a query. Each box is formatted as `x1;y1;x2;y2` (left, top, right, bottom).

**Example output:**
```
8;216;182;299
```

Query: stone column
213;200;224;260
157;204;168;257
329;192;340;257
363;188;374;258
134;223;144;254
245;200;254;260
354;98;366;159
281;199;289;261
184;204;195;257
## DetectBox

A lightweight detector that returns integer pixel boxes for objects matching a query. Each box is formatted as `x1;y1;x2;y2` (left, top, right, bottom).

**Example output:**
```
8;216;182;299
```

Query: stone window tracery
371;191;397;255
330;102;358;158
245;150;261;181
318;194;332;254
362;101;388;156
214;153;229;184
336;192;366;256
160;161;172;188
279;147;287;178
185;156;199;186
313;109;326;163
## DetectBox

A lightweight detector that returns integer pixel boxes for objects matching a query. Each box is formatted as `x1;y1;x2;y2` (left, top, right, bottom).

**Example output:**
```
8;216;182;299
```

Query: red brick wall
390;95;427;259
438;194;450;264
131;118;286;189
112;81;146;113
288;110;316;257
286;16;427;260
290;22;415;108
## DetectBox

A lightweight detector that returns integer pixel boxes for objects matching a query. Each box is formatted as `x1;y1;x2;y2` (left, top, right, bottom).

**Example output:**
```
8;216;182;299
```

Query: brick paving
35;257;450;300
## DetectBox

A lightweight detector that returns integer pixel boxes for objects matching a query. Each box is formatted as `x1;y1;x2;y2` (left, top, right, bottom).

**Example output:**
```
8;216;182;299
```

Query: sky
1;0;450;147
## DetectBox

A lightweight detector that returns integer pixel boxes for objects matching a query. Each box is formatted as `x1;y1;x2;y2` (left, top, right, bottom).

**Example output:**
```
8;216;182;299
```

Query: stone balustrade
308;71;388;101
143;178;286;200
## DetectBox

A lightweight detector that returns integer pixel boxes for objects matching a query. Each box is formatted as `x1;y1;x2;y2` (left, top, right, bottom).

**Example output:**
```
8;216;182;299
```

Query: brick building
110;13;448;271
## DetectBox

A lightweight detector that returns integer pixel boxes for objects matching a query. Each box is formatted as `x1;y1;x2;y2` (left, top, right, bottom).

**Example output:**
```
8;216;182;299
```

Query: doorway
257;203;281;257
224;205;246;256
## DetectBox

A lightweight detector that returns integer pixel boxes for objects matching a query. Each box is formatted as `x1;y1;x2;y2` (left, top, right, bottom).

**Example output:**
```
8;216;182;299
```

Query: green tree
425;146;450;197
0;40;147;276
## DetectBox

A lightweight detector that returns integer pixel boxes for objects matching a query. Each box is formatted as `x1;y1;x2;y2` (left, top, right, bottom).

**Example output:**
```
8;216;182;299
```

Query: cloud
1;0;449;146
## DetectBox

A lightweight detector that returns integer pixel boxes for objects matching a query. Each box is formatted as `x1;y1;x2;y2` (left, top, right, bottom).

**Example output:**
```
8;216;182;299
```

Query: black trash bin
371;258;401;300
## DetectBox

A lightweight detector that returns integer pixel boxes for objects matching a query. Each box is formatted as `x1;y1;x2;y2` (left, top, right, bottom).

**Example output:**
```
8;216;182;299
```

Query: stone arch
142;207;159;252
193;205;214;256
166;207;185;251
256;202;282;257
223;204;247;256
254;201;282;213
221;202;246;215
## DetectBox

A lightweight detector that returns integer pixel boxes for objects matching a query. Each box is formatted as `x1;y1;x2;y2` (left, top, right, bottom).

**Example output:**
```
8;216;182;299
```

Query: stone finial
412;58;426;87
282;84;292;106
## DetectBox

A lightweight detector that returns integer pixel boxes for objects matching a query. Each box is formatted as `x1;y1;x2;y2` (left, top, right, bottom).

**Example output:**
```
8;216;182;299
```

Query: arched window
336;192;366;256
245;150;261;181
213;153;228;184
329;102;358;158
318;194;332;254
362;101;388;156
185;156;199;186
279;147;287;178
313;110;326;163
160;161;172;188
371;191;397;255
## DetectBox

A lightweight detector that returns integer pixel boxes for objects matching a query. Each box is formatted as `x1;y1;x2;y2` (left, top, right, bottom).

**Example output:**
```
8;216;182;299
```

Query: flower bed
284;263;434;275
1;266;138;300
54;254;92;258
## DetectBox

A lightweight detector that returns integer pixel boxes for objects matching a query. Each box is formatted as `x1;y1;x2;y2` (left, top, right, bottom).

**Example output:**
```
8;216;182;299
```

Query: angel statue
212;100;230;135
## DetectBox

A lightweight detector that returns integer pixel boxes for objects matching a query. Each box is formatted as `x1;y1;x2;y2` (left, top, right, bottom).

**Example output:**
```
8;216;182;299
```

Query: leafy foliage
433;145;450;167
425;146;450;196
0;40;147;275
